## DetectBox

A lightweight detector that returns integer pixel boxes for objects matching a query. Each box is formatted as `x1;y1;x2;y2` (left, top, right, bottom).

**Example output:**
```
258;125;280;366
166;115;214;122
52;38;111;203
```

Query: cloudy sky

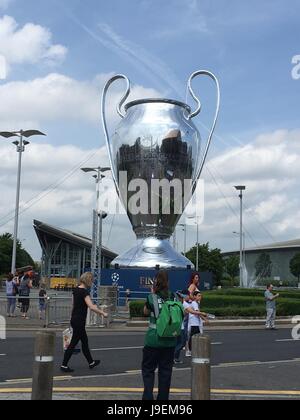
0;0;300;260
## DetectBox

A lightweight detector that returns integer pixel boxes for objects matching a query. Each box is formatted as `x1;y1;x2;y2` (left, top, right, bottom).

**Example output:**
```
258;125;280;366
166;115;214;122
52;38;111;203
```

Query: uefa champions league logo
111;272;120;286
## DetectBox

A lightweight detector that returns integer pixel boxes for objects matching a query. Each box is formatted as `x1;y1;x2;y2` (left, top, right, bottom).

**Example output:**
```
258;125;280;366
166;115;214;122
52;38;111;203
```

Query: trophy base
111;237;194;269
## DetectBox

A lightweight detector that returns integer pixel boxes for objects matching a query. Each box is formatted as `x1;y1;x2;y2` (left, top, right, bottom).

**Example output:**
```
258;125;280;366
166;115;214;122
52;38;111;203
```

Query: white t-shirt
182;301;192;330
188;301;203;330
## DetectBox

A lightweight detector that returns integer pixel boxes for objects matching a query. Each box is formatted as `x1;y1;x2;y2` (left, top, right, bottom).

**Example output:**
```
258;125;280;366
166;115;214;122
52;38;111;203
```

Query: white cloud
250;195;287;224
0;15;67;73
197;129;300;250
0;141;119;259
0;70;162;260
0;72;161;126
208;129;300;182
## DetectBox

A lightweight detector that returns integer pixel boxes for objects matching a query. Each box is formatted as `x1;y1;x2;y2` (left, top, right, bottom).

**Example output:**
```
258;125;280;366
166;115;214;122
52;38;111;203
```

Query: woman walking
60;272;108;373
5;273;18;317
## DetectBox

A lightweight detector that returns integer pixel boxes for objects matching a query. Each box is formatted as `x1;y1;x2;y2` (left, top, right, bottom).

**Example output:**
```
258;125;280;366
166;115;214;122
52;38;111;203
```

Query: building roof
223;238;300;256
33;220;118;258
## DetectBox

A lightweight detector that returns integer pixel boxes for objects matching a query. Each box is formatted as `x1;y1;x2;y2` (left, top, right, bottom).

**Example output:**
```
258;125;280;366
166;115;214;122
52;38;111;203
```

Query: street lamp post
187;216;200;272
0;130;46;274
196;222;199;272
178;223;187;256
233;231;246;285
81;167;110;299
234;186;246;288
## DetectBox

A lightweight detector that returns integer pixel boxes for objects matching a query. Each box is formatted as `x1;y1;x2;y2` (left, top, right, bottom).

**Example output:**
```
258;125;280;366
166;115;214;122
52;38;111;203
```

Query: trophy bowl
101;71;220;269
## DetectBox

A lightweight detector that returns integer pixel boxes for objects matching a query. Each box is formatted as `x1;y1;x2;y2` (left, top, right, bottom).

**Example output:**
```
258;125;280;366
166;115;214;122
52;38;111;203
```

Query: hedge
202;306;267;317
202;295;265;308
129;300;146;318
206;288;300;300
129;294;300;318
220;279;239;288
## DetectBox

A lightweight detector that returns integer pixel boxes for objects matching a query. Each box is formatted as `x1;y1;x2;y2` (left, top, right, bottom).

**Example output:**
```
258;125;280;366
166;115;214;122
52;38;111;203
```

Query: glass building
223;238;300;286
34;220;117;287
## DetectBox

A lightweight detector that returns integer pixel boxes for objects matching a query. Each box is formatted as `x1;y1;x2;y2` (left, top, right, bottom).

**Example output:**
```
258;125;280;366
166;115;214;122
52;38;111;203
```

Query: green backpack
153;295;184;338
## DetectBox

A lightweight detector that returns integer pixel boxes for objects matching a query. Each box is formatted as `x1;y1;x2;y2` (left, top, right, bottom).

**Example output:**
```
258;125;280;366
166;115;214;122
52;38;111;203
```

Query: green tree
185;243;224;285
0;233;35;275
255;253;272;279
224;255;240;286
290;253;300;282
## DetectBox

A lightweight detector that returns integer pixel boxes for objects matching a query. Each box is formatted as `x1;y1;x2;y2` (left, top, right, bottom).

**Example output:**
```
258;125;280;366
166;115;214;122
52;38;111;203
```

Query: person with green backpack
142;271;184;401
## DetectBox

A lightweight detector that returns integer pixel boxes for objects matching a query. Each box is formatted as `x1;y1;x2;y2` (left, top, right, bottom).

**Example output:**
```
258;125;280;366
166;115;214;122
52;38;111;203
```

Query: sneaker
174;359;183;365
89;360;101;370
60;366;74;373
185;351;192;357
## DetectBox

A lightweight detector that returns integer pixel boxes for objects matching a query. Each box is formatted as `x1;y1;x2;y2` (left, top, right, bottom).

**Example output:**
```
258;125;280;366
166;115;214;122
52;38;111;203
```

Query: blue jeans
7;296;16;315
174;330;187;361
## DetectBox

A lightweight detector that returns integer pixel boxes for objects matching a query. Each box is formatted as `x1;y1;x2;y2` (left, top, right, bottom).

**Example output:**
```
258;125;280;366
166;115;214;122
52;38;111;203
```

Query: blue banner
99;269;213;305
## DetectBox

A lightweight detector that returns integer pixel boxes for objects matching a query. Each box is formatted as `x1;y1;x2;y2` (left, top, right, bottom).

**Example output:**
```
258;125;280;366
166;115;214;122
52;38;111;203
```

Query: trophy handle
101;74;131;193
187;70;220;188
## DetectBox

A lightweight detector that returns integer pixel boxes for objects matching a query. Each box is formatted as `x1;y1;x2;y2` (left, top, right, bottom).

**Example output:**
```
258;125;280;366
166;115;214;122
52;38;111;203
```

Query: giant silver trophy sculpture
101;70;220;269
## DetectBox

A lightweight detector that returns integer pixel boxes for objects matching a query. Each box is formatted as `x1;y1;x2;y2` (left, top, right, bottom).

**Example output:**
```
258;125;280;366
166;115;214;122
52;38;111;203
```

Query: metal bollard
31;330;56;400
54;297;57;323
191;335;211;401
45;297;50;328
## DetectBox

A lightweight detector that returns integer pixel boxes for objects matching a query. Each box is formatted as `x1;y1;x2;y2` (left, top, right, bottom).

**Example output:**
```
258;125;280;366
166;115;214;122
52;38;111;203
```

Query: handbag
62;327;73;351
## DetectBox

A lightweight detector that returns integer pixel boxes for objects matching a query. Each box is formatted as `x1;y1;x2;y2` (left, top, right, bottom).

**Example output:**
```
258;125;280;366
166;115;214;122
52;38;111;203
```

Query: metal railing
118;291;148;307
0;296;45;321
0;296;114;328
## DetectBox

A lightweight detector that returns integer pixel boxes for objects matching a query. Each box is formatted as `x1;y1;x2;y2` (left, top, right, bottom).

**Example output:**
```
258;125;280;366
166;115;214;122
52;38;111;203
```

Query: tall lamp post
234;186;246;288
188;216;200;272
0;130;46;274
233;231;246;285
178;223;187;256
81;167;110;299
